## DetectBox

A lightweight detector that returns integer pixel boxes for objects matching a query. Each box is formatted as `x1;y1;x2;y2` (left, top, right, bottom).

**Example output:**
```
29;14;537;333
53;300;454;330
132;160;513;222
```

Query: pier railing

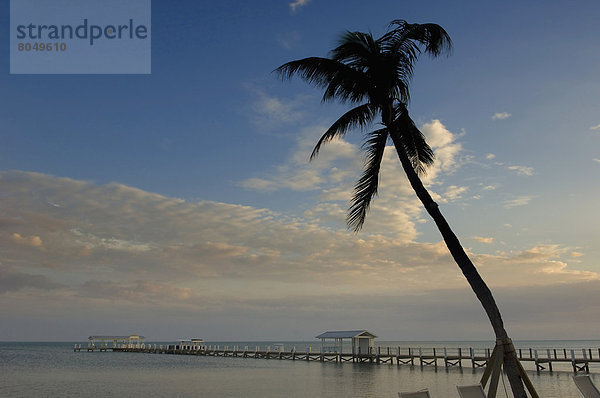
76;343;599;373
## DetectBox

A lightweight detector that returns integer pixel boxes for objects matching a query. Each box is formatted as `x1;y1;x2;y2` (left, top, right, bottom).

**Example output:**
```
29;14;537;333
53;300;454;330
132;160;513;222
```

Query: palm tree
276;20;536;398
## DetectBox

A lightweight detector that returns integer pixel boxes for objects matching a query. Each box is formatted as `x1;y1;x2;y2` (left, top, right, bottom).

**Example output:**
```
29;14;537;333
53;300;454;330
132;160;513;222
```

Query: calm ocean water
1;341;598;397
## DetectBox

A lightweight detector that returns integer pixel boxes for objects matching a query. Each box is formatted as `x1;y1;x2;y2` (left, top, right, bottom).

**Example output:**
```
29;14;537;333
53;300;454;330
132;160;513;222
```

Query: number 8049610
18;42;67;52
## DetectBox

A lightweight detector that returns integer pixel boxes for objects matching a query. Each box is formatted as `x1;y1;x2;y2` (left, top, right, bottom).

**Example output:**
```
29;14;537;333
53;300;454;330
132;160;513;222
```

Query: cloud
473;236;494;244
441;185;468;202
289;0;310;12
79;280;192;303
0;266;63;294
415;119;465;182
485;153;496;160
10;233;43;247
1;171;599;340
491;112;511;120
240;128;359;192
242;120;466;238
504;195;534;209
594;158;600;163
276;31;301;49
590;124;600;130
245;86;310;130
507;165;534;176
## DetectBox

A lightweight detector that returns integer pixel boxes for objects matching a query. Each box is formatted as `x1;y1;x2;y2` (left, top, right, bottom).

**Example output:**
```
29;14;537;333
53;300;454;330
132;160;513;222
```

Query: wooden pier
76;344;600;374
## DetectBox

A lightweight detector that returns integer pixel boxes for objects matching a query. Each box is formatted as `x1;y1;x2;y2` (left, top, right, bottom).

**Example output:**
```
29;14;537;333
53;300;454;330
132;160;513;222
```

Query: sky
1;0;599;342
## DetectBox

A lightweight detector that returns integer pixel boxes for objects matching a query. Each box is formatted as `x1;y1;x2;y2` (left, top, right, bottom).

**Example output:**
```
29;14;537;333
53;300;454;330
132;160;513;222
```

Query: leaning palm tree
277;20;537;398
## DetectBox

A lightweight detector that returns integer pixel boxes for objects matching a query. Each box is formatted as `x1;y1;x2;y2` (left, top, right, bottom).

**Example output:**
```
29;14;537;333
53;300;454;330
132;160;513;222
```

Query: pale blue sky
1;0;599;341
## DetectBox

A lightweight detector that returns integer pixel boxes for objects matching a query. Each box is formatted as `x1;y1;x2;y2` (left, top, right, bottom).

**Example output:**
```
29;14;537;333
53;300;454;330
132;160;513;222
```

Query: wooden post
582;349;590;373
444;347;448;367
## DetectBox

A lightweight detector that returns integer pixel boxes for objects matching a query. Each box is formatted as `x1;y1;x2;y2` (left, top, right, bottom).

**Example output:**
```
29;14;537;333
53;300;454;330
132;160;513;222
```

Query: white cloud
507;165;534;176
420;119;464;182
504;195;534;209
590;124;600;130
241;119;467;237
491;112;511;120
289;0;310;12
241;126;360;192
485;153;496;160
593;158;600;163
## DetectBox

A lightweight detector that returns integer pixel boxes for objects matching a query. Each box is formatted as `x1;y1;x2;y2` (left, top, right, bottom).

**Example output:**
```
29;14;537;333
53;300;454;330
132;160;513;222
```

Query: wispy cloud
594;158;600;163
485;153;496;160
276;31;301;49
507;165;534;176
473;236;494;244
442;185;468;202
504;195;534;209
289;0;310;13
590;124;600;131
245;86;311;131
491;112;511;120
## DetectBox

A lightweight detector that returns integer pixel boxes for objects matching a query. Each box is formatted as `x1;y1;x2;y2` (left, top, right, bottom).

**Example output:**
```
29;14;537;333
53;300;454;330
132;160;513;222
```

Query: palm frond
275;57;370;104
390;106;434;175
347;127;389;232
275;57;345;87
321;71;370;103
311;103;378;160
387;20;452;57
330;31;380;70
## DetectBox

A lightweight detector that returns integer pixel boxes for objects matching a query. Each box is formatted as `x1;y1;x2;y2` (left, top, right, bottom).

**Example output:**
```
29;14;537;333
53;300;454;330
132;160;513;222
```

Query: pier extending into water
75;343;600;374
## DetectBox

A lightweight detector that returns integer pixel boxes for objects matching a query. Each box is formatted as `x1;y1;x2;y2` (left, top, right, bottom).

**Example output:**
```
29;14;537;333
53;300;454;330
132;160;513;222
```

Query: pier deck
75;344;600;374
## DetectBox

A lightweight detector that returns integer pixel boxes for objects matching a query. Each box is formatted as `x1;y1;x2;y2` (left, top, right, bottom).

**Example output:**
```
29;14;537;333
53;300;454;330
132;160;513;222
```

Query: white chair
574;375;600;398
398;389;431;398
457;383;487;398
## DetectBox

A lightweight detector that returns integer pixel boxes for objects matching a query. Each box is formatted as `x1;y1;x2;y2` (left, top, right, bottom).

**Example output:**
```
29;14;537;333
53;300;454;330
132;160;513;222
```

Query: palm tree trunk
389;132;529;398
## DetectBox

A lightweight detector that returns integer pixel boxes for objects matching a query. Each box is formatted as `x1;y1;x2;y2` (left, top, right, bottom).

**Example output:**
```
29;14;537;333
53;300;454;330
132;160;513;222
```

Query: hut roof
315;330;377;339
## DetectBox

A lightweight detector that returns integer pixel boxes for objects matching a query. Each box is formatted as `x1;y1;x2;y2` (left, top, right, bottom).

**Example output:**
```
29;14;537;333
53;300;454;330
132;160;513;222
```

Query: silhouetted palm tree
277;20;535;398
